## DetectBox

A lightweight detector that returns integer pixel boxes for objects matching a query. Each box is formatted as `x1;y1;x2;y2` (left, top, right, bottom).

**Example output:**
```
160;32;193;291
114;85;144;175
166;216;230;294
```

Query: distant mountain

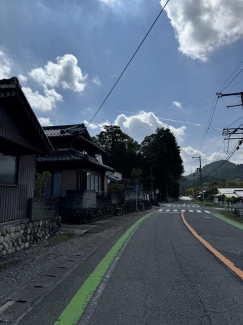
180;160;243;194
185;160;243;181
186;160;240;181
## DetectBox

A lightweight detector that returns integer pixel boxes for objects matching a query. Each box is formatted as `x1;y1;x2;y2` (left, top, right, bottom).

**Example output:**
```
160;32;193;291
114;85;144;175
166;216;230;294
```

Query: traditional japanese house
0;77;53;223
37;124;115;198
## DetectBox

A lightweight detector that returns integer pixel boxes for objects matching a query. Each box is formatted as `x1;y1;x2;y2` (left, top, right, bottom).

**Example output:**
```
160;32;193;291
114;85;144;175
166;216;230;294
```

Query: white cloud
172;101;183;109
18;74;28;83
98;0;143;14
38;117;52;126
83;120;98;130
114;111;186;143
92;76;101;87
181;146;228;174
0;51;11;79
23;85;63;112
163;0;243;61
29;54;87;93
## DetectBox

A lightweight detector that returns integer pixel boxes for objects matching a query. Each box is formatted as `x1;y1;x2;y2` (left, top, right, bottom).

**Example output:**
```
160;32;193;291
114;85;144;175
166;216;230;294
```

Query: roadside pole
192;156;204;205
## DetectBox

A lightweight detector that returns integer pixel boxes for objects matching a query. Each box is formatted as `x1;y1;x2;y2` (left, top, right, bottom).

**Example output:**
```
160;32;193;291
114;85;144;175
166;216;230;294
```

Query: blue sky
1;0;243;174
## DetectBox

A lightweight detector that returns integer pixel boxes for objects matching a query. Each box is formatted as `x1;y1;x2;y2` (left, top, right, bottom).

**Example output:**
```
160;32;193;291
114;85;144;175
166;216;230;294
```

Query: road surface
2;200;243;325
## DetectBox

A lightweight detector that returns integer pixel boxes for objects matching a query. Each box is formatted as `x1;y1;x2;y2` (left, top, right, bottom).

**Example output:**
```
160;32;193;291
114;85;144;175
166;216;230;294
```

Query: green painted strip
211;212;243;231
53;211;154;325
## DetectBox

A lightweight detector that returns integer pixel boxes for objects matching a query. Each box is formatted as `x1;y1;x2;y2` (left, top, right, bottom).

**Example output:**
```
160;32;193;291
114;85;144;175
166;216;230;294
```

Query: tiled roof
43;124;106;153
43;124;86;137
0;77;53;153
37;149;114;171
37;149;87;163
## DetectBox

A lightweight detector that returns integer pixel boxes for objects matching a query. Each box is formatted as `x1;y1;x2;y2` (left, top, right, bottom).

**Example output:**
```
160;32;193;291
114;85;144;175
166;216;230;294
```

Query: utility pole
193;156;204;204
217;92;243;108
150;165;154;200
218;91;243;145
193;173;196;200
166;181;169;201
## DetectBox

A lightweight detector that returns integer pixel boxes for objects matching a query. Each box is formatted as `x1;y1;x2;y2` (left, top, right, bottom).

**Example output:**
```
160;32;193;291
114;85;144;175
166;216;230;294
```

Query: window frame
0;151;18;186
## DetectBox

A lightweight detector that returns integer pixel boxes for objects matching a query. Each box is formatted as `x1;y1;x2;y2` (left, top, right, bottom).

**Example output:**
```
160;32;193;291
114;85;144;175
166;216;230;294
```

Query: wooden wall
0;155;36;223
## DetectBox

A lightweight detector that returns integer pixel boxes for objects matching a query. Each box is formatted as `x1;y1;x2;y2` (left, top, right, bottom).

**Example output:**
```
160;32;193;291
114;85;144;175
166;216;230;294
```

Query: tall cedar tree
141;127;184;199
93;125;141;178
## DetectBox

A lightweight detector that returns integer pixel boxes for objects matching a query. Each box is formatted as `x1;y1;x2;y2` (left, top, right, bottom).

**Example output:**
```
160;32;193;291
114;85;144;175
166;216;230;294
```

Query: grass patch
196;201;222;208
219;210;243;224
47;233;77;246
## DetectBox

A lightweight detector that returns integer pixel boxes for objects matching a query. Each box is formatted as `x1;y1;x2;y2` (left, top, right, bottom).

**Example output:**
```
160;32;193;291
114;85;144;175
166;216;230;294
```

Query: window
52;172;62;197
86;172;102;194
87;172;91;190
0;152;17;185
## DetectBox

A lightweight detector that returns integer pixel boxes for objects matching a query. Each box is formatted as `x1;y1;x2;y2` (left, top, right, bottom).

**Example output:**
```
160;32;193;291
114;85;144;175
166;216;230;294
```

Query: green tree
131;168;143;183
34;172;51;197
94;125;141;178
141;127;184;199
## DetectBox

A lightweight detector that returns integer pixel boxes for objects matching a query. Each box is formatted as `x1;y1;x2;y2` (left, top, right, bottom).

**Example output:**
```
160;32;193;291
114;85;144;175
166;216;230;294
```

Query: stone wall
30;197;59;221
0;216;61;256
61;200;151;225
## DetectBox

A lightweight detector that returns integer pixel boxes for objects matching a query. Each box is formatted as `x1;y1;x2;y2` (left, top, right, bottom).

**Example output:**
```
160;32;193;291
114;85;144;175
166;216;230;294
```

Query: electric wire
203;141;240;178
87;0;170;125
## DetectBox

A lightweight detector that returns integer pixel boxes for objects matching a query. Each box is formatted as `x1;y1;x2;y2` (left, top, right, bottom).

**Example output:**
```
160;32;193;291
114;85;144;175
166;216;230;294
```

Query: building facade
37;124;115;198
0;77;52;223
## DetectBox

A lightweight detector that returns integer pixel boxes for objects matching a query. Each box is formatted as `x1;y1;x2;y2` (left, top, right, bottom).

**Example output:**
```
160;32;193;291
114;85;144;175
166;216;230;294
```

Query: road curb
211;212;243;231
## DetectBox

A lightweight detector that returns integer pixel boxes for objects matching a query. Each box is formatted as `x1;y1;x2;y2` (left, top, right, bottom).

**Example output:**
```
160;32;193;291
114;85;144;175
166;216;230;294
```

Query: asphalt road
5;201;243;324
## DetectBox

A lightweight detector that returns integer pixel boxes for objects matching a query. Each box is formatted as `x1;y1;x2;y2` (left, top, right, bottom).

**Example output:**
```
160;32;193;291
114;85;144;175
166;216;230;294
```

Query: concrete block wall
124;189;144;201
30;197;59;221
63;190;96;209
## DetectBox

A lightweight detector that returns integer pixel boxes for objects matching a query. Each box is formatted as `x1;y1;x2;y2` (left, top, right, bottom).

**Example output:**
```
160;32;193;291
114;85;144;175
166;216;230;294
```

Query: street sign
156;189;159;194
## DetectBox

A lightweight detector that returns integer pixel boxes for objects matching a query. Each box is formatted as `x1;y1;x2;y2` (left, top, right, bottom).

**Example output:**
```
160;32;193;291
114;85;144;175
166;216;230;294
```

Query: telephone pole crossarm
217;92;243;108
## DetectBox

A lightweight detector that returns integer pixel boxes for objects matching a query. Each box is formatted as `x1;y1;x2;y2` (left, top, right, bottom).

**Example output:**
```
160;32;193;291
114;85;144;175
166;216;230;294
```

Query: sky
1;0;243;175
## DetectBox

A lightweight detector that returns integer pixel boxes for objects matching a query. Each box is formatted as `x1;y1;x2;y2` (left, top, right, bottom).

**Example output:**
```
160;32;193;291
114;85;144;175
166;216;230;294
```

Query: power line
221;68;243;92
203;141;240;178
88;0;170;125
219;60;243;92
198;95;219;150
198;59;243;151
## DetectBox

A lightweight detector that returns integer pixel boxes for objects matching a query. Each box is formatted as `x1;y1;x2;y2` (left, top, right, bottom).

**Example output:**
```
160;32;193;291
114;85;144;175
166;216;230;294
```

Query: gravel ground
0;210;153;306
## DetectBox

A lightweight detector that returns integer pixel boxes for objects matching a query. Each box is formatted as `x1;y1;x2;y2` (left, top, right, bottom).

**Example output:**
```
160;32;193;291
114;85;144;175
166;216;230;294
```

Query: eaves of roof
0;77;53;153
37;148;115;171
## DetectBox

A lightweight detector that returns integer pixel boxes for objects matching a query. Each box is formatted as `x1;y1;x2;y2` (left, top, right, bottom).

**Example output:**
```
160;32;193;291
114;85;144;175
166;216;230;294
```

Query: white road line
197;210;202;213
181;210;185;212
166;209;170;212
173;210;178;212
205;211;210;214
158;209;163;211
189;210;193;212
204;217;212;218
192;206;195;207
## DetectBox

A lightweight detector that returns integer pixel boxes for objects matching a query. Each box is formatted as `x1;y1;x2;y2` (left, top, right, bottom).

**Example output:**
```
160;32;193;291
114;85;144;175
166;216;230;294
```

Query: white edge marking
189;210;193;212
197;210;202;213
78;225;139;324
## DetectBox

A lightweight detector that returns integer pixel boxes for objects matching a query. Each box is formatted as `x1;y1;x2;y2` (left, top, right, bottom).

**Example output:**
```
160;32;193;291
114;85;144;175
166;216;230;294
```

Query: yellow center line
181;211;243;280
